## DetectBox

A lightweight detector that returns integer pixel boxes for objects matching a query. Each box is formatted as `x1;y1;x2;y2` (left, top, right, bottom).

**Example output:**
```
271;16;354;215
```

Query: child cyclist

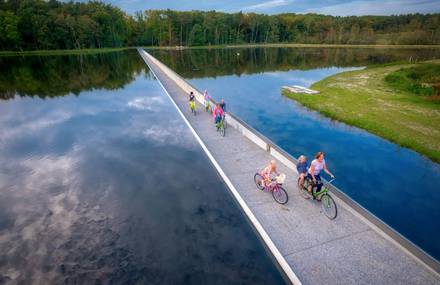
261;160;279;187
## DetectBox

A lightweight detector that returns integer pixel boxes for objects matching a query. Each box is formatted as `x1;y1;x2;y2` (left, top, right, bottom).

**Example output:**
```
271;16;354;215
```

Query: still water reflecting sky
0;53;286;284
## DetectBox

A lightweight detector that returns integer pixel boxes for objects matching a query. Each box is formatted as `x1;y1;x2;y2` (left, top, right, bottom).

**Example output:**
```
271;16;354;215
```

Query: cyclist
189;91;196;112
306;151;334;194
262;160;279;187
296;155;308;188
204;90;211;111
212;103;224;130
220;98;226;116
219;98;226;112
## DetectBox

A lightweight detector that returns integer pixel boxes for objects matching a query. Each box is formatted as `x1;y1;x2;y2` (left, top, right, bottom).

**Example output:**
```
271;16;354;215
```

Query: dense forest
1;0;440;51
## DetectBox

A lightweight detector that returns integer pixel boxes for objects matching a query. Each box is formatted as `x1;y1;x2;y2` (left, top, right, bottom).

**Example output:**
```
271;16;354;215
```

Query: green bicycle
216;117;226;137
205;100;212;114
189;100;196;115
298;177;337;220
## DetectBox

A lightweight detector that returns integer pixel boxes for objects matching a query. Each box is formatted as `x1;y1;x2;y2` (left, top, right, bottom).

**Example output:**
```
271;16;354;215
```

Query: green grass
385;64;440;96
1;43;440;56
283;61;440;163
146;43;440;50
0;47;132;57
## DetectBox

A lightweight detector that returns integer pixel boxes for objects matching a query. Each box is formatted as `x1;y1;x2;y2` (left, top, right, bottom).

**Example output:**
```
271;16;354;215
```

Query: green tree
0;10;20;49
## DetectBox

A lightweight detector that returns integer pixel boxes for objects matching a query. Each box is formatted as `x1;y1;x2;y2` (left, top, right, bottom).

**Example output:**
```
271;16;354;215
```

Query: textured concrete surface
141;51;440;285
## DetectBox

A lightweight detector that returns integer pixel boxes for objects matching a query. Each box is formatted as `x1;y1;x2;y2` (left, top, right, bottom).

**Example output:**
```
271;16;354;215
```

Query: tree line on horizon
1;0;439;51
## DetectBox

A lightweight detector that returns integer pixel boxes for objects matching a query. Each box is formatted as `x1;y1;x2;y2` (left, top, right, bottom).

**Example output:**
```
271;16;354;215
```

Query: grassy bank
146;43;440;50
0;47;131;57
2;43;440;57
283;61;440;163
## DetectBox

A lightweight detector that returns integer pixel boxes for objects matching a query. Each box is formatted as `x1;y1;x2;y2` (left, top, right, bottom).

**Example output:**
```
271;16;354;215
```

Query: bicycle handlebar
326;178;336;184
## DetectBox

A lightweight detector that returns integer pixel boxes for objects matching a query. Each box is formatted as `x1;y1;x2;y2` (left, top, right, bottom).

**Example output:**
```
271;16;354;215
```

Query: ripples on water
0;52;286;284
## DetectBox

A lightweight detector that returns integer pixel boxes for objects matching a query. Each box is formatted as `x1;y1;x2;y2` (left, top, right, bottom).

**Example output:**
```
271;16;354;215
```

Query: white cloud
243;0;292;11
305;0;440;16
142;122;193;146
127;96;166;111
0;110;73;144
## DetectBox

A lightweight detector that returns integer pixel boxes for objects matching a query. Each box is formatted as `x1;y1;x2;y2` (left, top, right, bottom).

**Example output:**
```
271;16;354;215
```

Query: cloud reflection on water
0;62;285;284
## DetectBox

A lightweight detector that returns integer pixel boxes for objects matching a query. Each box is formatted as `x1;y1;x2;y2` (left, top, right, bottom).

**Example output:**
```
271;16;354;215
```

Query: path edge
138;48;302;285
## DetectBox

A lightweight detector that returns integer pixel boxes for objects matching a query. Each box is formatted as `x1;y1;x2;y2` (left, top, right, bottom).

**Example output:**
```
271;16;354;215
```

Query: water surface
151;47;440;261
0;51;286;284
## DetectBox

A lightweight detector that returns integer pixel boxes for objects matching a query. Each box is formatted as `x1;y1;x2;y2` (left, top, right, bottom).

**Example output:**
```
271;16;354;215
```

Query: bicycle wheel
223;118;227;129
272;186;288;205
220;124;225;137
254;173;265;190
320;194;337;220
297;178;311;199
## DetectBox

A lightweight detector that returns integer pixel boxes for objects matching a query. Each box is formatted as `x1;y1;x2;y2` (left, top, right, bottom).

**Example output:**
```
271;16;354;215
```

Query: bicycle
216;117;226;137
189;100;196;115
254;172;289;204
297;177;337;220
205;100;212;114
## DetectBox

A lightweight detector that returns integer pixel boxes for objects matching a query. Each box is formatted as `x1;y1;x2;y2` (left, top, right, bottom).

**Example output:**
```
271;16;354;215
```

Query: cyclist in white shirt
307;151;334;193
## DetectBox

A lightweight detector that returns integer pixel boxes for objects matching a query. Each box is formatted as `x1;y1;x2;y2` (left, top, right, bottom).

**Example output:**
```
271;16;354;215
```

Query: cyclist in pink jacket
212;103;224;127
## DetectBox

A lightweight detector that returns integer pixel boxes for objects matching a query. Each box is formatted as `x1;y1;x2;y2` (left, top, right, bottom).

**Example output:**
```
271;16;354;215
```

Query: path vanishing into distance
138;48;440;285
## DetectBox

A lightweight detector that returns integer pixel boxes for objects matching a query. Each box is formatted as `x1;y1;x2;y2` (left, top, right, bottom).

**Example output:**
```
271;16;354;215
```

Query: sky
97;0;440;15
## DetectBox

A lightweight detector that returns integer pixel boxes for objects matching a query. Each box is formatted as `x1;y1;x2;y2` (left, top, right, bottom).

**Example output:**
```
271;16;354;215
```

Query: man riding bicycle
220;98;226;112
219;98;226;119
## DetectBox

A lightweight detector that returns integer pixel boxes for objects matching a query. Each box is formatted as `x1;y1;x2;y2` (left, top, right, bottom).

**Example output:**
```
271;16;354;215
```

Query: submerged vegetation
283;61;440;162
0;0;440;51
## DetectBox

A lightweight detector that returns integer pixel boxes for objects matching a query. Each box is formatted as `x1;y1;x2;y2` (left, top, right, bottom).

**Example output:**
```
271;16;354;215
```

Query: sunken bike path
138;49;439;285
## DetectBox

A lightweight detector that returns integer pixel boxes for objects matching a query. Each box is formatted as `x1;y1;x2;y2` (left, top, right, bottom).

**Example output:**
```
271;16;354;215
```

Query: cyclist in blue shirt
296;155;308;189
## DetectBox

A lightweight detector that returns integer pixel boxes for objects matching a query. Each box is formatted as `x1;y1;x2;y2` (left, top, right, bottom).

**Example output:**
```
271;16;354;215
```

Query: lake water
0;51;286;284
151;47;440;261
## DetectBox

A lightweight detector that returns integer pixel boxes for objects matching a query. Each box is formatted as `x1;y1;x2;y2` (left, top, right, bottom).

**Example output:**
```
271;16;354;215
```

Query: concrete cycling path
138;48;440;285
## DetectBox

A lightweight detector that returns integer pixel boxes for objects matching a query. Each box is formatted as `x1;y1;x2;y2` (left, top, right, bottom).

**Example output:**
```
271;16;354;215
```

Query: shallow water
151;47;440;261
0;51;286;284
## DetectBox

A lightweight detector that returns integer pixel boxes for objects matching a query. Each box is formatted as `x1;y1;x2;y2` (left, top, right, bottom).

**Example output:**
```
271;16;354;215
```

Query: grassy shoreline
1;43;440;56
147;43;440;50
283;61;440;163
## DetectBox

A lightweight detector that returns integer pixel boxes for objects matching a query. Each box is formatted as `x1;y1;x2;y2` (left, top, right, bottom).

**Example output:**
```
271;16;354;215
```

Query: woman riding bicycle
212;103;224;128
307;152;334;193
